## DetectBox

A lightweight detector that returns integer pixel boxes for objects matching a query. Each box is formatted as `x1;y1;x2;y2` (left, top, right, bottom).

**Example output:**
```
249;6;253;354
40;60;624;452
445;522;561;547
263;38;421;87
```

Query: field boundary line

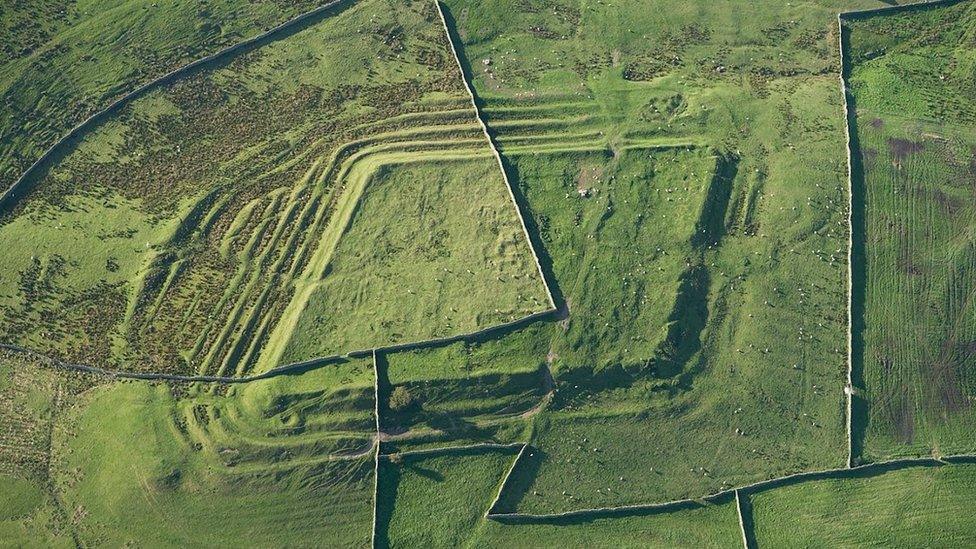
485;454;972;523
735;490;754;549
837;7;856;471
371;352;381;549
380;442;524;460
838;0;964;20
836;0;962;468
434;0;557;312
0;0;351;213
485;443;529;517
1;304;556;383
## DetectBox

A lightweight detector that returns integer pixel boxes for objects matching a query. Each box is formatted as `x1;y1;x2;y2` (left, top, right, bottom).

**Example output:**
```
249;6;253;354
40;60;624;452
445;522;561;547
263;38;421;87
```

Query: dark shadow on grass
493;493;735;525
840;18;869;466
491;446;546;514
737;492;759;549
373;459;401;549
438;2;567;313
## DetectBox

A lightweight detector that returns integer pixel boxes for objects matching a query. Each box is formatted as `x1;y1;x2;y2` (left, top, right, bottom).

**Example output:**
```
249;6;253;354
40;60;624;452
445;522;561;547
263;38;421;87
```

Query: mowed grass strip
846;1;976;460
750;463;976;547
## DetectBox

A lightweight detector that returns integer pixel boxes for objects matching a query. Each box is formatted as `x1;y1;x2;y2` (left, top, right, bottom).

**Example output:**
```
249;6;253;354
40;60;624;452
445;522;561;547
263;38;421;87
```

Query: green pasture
750;463;976;547
376;449;515;548
847;1;976;461
279;156;549;363
0;0;546;378
49;361;376;547
381;323;551;444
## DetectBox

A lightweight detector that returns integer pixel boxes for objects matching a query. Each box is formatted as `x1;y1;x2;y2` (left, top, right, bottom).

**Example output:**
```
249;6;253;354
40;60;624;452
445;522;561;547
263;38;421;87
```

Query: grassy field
750;463;976;547
7;0;976;545
0;0;545;378
0;0;331;192
375;448;516;547
48;360;375;546
846;1;976;461
0;350;98;547
437;0;863;510
373;444;743;548
474;503;742;548
380;323;551;448
278;156;549;363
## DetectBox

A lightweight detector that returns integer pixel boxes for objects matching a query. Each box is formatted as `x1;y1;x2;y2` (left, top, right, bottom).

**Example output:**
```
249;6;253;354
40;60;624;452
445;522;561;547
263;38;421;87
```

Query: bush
389;386;416;413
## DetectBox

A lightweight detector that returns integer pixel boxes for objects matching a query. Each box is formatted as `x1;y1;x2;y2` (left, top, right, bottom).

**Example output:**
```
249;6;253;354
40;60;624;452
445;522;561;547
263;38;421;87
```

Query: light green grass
380;319;551;448
438;0;857;511
280;156;549;362
0;0;530;378
52;363;376;547
751;464;976;547
474;502;742;548
0;352;88;548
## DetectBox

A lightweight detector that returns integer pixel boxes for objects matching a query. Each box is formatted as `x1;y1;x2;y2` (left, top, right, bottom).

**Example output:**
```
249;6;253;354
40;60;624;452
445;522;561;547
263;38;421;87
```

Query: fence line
485;443;530;517
0;0;350;213
735;490;753;549
836;0;962;468
380;442;523;460
486;454;973;523
434;0;557;312
837;8;857;471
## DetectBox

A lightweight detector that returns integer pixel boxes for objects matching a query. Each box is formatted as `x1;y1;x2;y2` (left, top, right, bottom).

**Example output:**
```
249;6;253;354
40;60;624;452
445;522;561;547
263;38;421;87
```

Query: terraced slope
438;0;855;510
846;0;976;461
0;0;548;378
0;0;332;192
48;360;376;546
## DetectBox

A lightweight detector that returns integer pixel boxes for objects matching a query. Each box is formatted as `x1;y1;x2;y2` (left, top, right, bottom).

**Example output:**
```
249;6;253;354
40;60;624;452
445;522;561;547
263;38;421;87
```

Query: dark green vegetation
380;324;550;450
0;0;547;377
750;463;976;547
375;448;515;547
847;1;976;461
0;0;328;190
374;447;744;548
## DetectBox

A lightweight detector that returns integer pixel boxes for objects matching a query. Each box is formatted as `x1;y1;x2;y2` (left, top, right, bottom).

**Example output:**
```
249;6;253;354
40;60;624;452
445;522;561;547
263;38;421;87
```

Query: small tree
388;386;415;413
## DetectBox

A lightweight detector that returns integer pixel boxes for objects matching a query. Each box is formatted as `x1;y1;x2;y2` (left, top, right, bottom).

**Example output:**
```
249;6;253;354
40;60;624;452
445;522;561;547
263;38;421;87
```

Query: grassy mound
0;0;546;377
278;156;549;363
